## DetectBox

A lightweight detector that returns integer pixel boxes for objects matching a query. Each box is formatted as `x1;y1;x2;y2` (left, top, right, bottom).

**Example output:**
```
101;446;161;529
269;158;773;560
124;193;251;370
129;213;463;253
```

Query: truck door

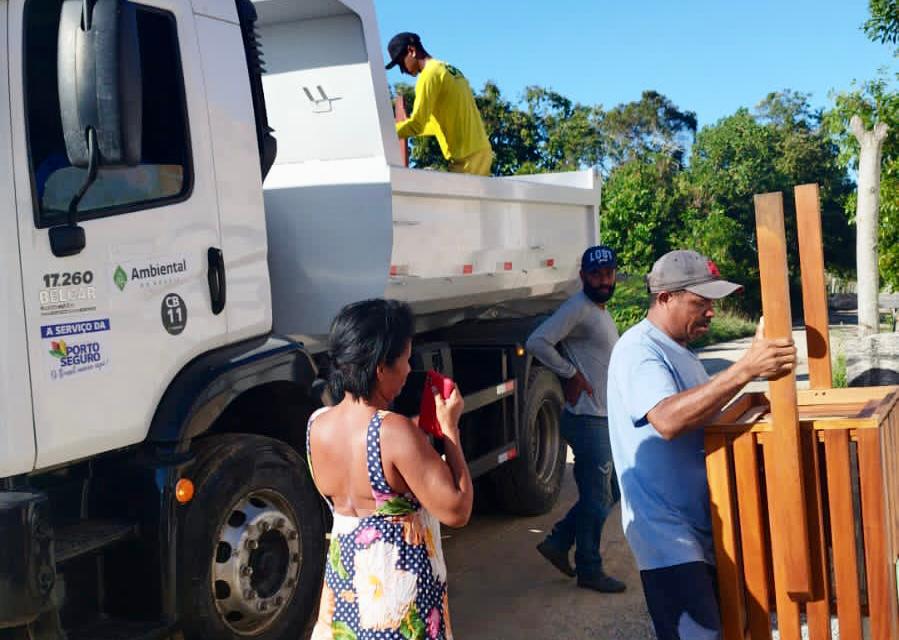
9;0;229;469
0;0;36;478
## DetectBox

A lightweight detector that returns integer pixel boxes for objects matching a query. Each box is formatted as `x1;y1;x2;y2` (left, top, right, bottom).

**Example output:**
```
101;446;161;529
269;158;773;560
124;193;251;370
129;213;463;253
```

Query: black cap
385;32;421;69
581;245;617;272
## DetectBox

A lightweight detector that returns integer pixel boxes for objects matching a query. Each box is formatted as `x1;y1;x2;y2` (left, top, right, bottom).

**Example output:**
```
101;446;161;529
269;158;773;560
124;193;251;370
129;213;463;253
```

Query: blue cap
581;245;617;272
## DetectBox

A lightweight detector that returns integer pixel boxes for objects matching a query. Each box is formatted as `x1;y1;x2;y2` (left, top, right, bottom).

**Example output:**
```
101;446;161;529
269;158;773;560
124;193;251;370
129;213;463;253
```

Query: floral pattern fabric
307;410;453;640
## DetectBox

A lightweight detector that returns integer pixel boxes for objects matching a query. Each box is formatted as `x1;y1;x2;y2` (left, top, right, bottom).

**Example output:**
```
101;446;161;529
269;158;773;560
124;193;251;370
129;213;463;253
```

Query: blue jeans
640;562;720;639
544;411;619;578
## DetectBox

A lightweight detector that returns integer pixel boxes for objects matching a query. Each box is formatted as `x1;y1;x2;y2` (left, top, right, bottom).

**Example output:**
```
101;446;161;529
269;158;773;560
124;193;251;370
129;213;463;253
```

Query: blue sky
376;1;896;129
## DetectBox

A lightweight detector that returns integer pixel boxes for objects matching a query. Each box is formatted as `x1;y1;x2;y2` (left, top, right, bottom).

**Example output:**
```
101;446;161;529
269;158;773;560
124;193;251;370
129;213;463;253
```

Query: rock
841;333;899;386
828;293;857;311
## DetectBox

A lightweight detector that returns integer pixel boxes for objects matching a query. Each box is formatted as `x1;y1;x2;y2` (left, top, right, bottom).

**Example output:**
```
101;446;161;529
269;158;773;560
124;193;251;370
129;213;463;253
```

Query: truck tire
492;367;566;515
179;434;326;640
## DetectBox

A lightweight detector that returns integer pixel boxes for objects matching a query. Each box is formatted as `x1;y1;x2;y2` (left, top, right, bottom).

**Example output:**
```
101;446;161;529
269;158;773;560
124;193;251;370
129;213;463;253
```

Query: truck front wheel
492;367;566;515
179;434;326;640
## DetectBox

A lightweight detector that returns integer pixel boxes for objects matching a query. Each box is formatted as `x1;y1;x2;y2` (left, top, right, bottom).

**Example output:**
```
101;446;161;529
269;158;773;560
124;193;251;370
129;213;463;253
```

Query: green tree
600;93;705;277
824;78;899;289
864;0;899;54
600;154;684;274
476;82;541;175
821;0;899;290
682;92;853;312
603;90;697;167
522;86;605;172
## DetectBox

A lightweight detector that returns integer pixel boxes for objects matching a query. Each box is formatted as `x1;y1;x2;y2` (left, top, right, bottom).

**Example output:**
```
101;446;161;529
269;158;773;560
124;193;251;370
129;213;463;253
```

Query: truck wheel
179;434;326;640
492;367;566;515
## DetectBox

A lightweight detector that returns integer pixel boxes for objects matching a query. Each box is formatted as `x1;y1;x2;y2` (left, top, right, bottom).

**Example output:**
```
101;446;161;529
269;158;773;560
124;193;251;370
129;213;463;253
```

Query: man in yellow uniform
386;32;493;176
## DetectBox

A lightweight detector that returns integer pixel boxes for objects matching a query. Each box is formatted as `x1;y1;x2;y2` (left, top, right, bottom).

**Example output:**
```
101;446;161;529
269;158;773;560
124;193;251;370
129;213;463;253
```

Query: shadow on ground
443;463;654;640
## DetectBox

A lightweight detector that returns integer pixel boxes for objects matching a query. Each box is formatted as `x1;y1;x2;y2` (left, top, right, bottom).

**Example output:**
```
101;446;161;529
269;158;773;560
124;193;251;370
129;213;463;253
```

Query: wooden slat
705;433;745;640
793;387;899;406
857;428;898;639
802;429;831;639
824;429;864;639
795;184;833;389
715;392;767;424
732;432;772;640
811;418;879;433
754;191;813;597
762;438;802;640
885;410;899;559
883;408;899;621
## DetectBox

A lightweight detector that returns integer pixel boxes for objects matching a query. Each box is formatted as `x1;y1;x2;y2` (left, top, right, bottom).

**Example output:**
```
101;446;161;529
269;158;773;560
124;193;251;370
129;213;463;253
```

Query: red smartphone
418;370;455;439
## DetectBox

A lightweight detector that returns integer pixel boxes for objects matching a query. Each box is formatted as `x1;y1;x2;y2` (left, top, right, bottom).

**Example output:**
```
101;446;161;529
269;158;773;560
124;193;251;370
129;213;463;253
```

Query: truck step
66;618;172;640
55;519;138;564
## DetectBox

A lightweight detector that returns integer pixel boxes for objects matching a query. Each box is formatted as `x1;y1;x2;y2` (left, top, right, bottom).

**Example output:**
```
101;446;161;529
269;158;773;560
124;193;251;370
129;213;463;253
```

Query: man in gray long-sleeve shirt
525;244;625;593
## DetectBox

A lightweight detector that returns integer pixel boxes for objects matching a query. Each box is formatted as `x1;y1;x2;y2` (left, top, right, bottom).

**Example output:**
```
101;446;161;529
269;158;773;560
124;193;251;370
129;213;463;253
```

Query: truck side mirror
51;0;142;257
57;0;142;168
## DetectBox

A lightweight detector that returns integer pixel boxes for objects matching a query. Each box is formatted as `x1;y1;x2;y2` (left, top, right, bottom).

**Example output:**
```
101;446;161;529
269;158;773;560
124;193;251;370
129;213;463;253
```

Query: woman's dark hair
328;298;415;401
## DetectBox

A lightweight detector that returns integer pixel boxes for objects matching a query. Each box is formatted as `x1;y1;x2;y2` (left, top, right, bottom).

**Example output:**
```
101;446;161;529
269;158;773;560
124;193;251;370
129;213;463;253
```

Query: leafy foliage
603;90;697;167
681;93;854;311
824;77;899;290
600;154;685;274
864;0;899;54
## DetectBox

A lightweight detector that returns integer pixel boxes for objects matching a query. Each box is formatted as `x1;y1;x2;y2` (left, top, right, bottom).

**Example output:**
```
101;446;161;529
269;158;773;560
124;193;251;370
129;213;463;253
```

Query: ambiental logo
113;257;188;291
114;266;128;291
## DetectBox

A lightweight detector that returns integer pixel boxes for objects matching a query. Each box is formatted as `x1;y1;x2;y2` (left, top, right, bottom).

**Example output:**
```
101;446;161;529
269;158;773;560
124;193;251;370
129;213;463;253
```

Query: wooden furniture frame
707;387;899;639
706;185;899;639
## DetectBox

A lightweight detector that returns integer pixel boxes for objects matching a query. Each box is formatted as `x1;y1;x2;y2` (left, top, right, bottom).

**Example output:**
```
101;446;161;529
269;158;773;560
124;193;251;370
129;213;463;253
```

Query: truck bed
264;161;600;346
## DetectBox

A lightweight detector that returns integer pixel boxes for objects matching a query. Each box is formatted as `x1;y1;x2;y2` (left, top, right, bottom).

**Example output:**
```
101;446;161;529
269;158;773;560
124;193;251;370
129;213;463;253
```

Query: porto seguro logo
49;340;102;367
49;340;68;359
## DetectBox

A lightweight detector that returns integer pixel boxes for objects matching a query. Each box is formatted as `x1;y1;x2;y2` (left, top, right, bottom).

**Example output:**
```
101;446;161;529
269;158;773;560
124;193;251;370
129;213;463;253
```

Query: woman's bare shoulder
379;410;418;433
379;411;430;452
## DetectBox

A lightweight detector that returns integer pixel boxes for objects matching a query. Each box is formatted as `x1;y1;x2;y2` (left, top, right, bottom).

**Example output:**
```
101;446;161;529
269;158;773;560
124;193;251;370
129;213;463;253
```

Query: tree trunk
851;115;889;337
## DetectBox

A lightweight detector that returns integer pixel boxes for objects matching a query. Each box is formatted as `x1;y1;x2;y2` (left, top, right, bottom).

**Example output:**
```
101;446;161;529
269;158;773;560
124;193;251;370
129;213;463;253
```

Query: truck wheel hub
211;489;301;633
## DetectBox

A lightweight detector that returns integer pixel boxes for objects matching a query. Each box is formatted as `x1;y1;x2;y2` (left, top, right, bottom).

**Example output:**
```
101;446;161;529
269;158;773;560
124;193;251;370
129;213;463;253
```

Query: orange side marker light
175;478;195;504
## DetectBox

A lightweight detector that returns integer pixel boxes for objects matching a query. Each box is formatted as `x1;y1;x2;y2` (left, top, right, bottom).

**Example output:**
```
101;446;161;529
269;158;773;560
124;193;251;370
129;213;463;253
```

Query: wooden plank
732;432;773;640
810;418;879;432
824;430;864;639
754;191;813;597
794;184;833;389
734;404;771;425
794;387;899;406
883;409;899;609
802;429;831;639
856;428;897;640
714;392;766;424
762;438;802;640
705;433;745;640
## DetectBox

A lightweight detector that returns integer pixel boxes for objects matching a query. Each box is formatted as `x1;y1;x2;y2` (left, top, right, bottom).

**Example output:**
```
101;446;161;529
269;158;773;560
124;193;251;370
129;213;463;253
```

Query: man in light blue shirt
607;250;797;640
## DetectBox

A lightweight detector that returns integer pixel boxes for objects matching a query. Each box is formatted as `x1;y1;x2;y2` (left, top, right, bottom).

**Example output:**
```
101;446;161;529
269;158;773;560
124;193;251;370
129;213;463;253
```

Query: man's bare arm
648;324;797;440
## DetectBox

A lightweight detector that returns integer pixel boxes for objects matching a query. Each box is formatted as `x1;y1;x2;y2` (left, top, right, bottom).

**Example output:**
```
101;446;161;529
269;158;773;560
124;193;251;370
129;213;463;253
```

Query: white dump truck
0;0;601;637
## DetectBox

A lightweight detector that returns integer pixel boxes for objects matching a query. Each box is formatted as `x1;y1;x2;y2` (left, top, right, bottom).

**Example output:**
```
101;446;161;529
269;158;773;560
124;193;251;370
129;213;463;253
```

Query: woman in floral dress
306;299;473;640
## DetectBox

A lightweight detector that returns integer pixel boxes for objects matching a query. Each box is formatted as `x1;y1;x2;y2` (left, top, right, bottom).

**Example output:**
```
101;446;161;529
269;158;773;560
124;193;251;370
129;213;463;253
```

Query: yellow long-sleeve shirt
396;59;491;162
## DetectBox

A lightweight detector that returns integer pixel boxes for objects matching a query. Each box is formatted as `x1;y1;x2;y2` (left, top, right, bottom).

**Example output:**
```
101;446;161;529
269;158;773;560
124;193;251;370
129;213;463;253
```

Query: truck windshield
24;0;192;228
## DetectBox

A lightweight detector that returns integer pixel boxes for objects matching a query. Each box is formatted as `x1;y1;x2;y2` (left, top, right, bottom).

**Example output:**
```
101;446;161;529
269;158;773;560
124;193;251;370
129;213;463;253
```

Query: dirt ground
441;468;655;640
